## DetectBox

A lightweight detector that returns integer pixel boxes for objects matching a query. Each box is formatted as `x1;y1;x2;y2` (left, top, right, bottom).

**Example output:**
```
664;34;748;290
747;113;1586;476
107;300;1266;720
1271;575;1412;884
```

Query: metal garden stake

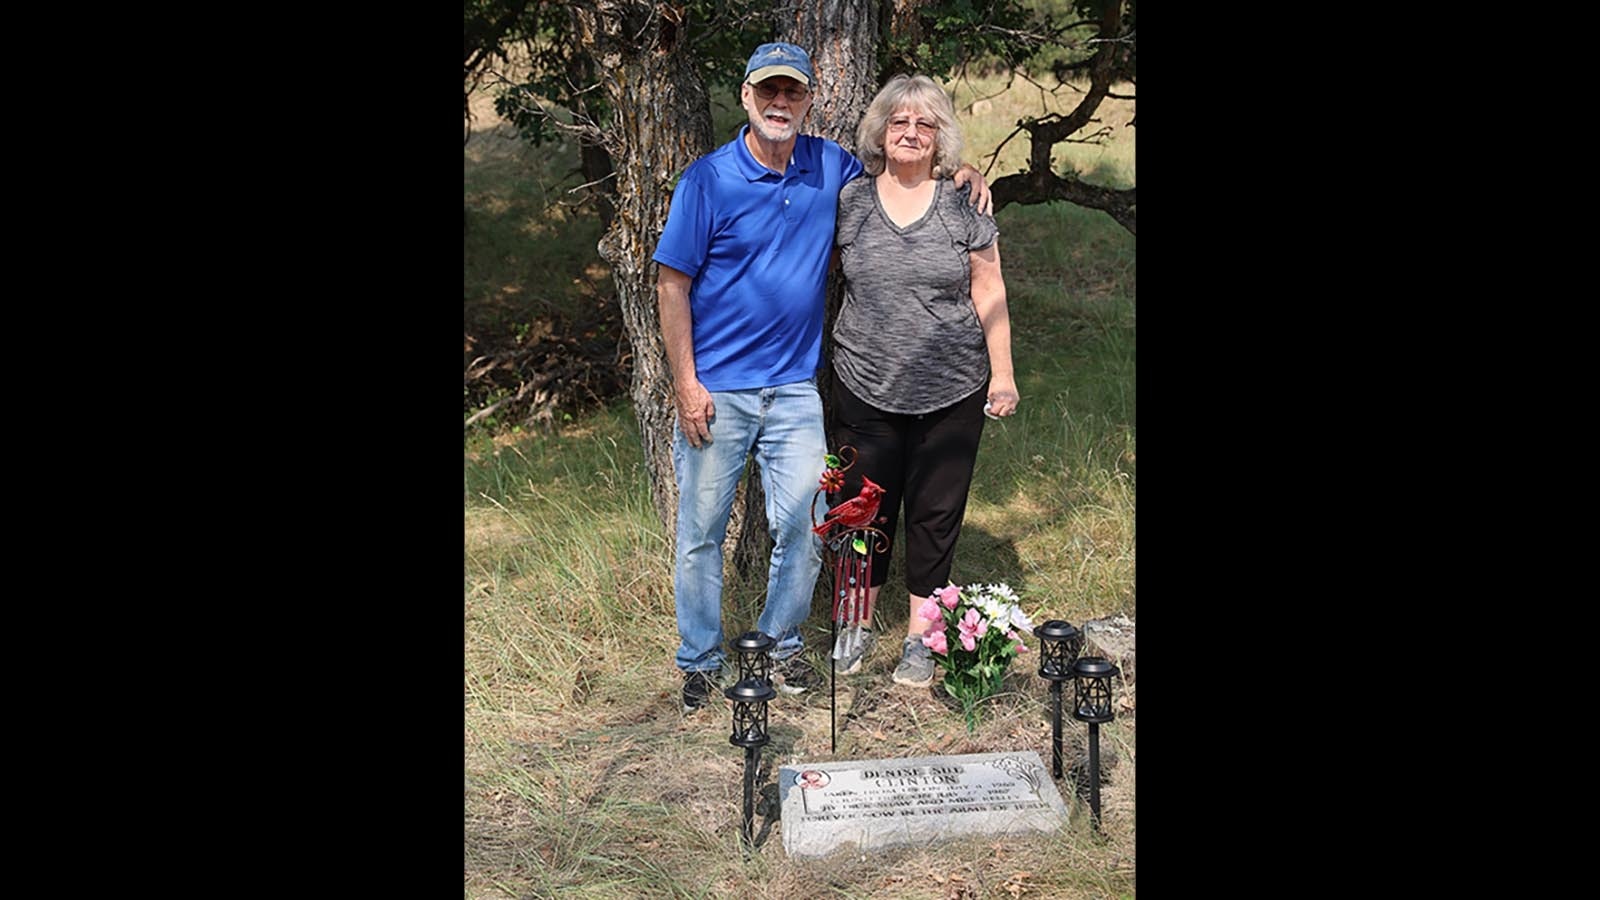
725;677;776;848
1071;655;1120;831
1036;620;1084;779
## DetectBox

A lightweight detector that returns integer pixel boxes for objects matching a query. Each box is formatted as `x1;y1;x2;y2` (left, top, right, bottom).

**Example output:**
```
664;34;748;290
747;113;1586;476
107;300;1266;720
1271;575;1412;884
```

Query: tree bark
881;0;926;79
575;1;712;532
991;173;1136;234
778;0;881;445
777;0;881;151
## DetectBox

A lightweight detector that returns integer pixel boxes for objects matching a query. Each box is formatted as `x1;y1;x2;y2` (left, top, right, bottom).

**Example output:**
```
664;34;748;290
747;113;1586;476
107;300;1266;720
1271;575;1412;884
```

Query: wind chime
809;446;889;752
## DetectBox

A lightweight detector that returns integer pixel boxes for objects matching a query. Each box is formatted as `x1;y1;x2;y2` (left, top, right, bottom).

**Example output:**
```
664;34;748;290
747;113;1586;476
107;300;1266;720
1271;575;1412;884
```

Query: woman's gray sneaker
891;636;935;687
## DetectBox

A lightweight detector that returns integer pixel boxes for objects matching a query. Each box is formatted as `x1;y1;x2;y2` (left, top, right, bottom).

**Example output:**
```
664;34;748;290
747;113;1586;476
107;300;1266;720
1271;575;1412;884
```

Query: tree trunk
579;141;616;231
777;0;881;151
778;0;881;443
882;0;926;78
576;1;712;532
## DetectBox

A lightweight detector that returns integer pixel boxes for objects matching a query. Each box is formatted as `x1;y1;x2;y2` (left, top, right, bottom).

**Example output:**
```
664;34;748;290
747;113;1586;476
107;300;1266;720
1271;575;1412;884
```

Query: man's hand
952;163;994;217
676;377;716;448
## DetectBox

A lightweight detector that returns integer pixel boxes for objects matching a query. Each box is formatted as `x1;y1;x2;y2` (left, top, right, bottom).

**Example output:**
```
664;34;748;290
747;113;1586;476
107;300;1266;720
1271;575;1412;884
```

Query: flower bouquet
918;582;1035;732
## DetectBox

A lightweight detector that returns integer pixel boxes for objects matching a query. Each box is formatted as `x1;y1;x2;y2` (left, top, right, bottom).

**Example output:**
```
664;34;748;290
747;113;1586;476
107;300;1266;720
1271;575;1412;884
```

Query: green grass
466;73;1134;899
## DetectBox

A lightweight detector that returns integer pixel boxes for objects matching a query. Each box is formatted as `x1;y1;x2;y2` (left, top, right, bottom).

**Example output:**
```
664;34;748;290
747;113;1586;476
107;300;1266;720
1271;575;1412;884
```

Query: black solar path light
731;631;775;686
1071;655;1120;832
726;676;776;848
1036;620;1084;779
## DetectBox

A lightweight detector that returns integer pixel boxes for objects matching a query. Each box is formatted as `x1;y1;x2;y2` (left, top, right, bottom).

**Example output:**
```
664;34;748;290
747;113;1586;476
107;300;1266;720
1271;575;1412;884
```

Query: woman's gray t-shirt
832;176;999;415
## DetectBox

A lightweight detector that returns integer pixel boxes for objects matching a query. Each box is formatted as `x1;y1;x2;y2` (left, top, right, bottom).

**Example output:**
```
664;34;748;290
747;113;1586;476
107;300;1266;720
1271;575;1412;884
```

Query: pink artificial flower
917;596;944;624
921;627;949;655
1008;629;1027;652
936;584;962;609
958;608;988;652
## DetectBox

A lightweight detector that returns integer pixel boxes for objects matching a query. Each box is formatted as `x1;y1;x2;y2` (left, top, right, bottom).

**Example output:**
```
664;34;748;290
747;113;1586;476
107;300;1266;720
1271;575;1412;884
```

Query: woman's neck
880;160;933;189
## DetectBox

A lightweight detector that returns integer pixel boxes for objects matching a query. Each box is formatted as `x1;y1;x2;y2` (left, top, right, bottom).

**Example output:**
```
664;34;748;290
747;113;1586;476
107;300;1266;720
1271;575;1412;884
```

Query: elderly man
653;42;992;712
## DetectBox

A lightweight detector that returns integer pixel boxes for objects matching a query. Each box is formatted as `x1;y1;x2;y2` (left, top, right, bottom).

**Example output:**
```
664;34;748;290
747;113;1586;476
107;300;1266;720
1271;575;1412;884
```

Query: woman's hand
987;377;1019;417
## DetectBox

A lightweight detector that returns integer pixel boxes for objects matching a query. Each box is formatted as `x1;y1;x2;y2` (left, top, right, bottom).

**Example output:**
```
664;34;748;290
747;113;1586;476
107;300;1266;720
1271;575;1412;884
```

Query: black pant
828;378;988;596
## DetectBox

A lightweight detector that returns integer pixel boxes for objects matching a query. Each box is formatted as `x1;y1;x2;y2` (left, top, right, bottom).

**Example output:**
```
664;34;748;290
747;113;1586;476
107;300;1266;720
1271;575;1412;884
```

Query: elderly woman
828;74;1018;687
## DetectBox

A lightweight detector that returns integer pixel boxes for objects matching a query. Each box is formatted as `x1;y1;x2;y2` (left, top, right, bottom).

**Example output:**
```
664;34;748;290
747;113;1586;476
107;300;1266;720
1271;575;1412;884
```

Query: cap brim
746;65;810;86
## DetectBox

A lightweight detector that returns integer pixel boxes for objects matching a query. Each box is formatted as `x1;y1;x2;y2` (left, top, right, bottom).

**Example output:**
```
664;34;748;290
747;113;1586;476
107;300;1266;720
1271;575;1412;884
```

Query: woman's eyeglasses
887;117;938;137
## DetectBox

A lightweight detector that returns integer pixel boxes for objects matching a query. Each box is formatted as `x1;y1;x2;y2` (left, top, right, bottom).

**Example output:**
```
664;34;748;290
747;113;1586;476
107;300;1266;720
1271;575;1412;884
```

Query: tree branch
979;123;1030;179
490;77;606;145
1027;1;1123;171
1086;29;1136;46
566;171;618;195
961;69;1019;110
991;171;1135;235
992;2;1134;236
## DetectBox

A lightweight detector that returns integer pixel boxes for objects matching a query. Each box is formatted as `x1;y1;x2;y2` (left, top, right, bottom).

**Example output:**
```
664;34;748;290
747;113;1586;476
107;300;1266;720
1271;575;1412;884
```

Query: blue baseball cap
744;42;813;86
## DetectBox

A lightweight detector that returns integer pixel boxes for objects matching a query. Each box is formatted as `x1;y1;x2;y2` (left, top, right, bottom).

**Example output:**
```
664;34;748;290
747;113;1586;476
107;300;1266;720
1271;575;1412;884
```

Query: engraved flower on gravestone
988;754;1044;799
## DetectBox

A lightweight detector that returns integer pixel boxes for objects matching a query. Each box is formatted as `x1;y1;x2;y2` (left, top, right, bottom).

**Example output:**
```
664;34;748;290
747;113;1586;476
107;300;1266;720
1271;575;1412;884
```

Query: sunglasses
751;82;811;102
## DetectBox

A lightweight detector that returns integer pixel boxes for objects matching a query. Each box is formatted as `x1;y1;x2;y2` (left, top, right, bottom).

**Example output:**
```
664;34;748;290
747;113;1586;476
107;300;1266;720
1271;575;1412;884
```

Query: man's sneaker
832;628;876;676
891;636;936;688
682;670;719;713
773;653;821;695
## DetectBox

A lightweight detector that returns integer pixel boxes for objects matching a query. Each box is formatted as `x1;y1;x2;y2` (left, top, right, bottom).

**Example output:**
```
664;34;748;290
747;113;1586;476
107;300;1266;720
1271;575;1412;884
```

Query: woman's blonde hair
855;74;964;177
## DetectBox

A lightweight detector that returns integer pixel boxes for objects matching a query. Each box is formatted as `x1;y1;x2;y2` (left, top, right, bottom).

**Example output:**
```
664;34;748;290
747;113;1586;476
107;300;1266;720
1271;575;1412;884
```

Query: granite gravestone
778;751;1069;859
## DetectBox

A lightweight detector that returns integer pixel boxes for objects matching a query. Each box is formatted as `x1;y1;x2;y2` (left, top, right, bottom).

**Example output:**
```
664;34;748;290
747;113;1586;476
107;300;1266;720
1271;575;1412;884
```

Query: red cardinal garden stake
812;476;885;538
809;449;888;754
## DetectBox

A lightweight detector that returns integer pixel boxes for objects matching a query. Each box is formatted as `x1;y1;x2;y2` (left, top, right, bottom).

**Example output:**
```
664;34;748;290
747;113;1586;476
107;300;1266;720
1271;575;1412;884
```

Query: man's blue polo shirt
653;126;864;392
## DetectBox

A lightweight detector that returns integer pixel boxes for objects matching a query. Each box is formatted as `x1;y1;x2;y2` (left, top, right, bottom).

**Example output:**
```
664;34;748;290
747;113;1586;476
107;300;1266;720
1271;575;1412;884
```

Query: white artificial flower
1009;605;1035;633
981;595;1007;620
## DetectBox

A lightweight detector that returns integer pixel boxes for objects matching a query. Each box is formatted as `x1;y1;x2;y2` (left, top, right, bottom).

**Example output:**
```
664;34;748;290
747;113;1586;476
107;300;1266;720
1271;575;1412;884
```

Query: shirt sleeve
944;178;998;252
841;149;865;185
835;179;870;252
969;206;998;252
651;168;712;278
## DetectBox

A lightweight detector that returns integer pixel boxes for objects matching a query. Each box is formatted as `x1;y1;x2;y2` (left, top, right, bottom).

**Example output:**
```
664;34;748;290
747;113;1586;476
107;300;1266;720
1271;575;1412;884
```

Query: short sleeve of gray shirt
832;177;1000;415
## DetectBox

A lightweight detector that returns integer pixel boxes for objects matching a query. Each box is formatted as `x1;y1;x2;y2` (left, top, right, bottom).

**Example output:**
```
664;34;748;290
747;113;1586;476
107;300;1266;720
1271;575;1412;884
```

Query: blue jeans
672;379;826;673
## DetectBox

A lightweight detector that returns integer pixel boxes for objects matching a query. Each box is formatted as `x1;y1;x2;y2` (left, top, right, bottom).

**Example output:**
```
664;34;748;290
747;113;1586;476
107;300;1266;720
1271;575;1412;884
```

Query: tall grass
466;72;1134;899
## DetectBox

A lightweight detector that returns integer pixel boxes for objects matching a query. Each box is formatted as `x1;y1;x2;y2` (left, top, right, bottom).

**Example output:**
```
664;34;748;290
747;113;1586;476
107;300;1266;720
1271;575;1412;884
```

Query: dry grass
465;417;1136;898
465;649;1135;898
